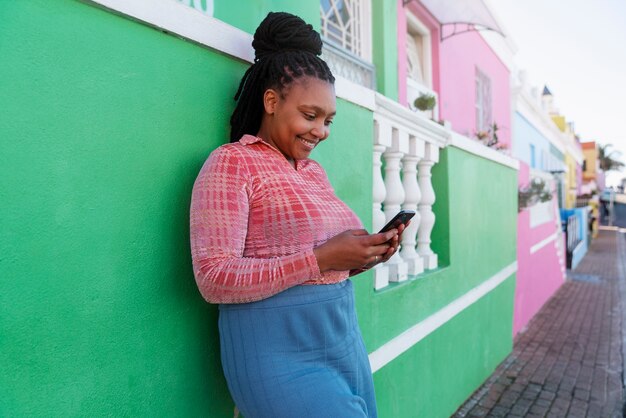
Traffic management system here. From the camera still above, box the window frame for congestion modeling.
[405,12,432,89]
[320,0,372,62]
[475,67,493,133]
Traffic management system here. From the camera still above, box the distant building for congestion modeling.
[581,141,606,195]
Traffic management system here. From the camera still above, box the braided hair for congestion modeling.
[229,12,336,142]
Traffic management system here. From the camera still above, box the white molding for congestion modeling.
[369,261,518,373]
[529,201,554,228]
[374,93,450,148]
[87,0,376,111]
[449,132,520,170]
[530,232,558,254]
[336,76,376,111]
[87,0,254,63]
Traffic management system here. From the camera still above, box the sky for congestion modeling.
[488,0,626,187]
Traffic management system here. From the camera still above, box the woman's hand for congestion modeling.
[379,222,407,263]
[313,227,401,273]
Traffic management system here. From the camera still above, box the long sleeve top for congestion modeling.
[190,135,363,304]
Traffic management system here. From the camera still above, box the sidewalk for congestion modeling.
[453,228,626,418]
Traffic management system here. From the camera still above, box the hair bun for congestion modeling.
[252,12,323,61]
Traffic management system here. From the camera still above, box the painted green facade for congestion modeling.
[2,1,517,417]
[372,0,399,100]
[366,147,517,418]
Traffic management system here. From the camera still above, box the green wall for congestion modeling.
[215,1,318,33]
[0,1,371,416]
[372,0,399,100]
[362,147,518,418]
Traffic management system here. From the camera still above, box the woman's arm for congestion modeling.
[190,148,322,304]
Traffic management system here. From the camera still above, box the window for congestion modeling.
[320,0,371,60]
[320,0,374,88]
[475,68,492,133]
[530,144,536,168]
[406,14,431,87]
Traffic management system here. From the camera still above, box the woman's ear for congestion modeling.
[263,89,279,115]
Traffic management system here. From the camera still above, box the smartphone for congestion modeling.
[378,210,415,233]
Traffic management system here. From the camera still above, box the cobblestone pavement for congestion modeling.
[453,229,626,418]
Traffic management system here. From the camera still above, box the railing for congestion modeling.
[372,93,449,290]
[322,38,376,89]
[575,197,591,208]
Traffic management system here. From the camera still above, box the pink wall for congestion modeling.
[438,30,511,147]
[514,163,565,335]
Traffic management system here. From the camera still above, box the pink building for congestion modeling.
[514,163,565,334]
[398,1,511,149]
[396,1,566,336]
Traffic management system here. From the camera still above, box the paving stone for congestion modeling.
[452,230,626,417]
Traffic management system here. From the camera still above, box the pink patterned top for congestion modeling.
[190,135,363,304]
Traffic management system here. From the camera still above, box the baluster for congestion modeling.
[372,119,391,290]
[401,136,424,276]
[383,128,409,282]
[417,143,439,269]
[372,143,389,290]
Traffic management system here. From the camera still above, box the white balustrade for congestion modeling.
[372,141,389,290]
[382,127,409,282]
[400,135,424,276]
[417,143,438,269]
[372,118,392,290]
[372,93,448,289]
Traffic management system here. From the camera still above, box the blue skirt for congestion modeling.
[218,280,377,418]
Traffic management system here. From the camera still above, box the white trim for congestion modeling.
[88,0,254,63]
[369,262,517,373]
[87,0,376,111]
[529,200,555,228]
[449,132,520,170]
[336,76,376,111]
[374,93,450,149]
[360,0,373,62]
[530,232,558,254]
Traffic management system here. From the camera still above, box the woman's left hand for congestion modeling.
[348,222,409,276]
[363,221,409,269]
[378,222,407,263]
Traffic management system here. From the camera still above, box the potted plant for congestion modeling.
[518,178,552,212]
[413,93,437,112]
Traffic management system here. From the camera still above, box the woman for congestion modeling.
[190,12,404,417]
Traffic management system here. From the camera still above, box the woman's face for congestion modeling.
[258,76,336,164]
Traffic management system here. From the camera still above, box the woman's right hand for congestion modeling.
[313,229,397,273]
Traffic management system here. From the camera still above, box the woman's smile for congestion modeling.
[296,135,319,150]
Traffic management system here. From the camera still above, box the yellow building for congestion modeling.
[564,153,578,209]
[582,141,599,185]
[550,115,583,209]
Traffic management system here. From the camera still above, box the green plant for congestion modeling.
[475,122,499,147]
[518,178,553,212]
[598,143,625,171]
[414,93,436,111]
